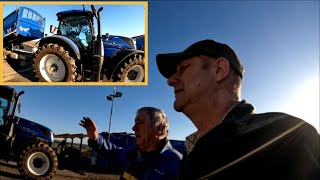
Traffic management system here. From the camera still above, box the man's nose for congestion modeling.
[167,72,179,86]
[132,124,137,131]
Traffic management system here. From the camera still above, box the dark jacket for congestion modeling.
[89,135,182,180]
[180,100,320,180]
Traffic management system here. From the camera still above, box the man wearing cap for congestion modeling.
[156,39,320,180]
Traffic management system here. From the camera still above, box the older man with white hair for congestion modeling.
[80,107,182,180]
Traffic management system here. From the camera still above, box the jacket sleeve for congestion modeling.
[88,134,121,156]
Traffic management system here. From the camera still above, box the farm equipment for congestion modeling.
[0,86,58,179]
[132,35,145,51]
[3,5,145,82]
[3,6,45,62]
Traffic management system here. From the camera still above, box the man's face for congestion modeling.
[132,111,157,151]
[167,56,216,113]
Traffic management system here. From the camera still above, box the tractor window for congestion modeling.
[58,16,92,49]
[0,98,9,126]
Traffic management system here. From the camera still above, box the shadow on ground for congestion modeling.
[0,161,22,179]
[5,58,38,82]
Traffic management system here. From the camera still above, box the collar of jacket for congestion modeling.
[137,140,174,162]
[222,100,255,127]
[201,100,255,140]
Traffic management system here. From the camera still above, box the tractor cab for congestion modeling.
[56,10,95,51]
[0,86,22,153]
[0,86,19,126]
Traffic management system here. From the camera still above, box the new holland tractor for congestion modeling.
[0,86,58,179]
[33,5,145,82]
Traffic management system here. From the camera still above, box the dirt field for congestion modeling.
[3,60,34,82]
[0,160,120,180]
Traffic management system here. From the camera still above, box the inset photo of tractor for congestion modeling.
[2,3,147,84]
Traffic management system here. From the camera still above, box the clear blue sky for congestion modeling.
[3,4,145,37]
[8,1,320,142]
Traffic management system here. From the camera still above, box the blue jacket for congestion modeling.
[89,135,183,180]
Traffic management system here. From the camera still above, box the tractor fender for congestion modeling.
[13,137,52,161]
[38,35,81,60]
[104,49,144,79]
[17,138,52,150]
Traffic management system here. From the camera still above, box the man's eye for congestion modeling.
[178,65,189,73]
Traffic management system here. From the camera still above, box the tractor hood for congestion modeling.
[102,35,136,49]
[102,35,136,58]
[15,116,54,144]
[57,10,93,21]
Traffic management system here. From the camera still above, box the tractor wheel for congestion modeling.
[113,54,145,82]
[33,43,77,82]
[17,143,58,180]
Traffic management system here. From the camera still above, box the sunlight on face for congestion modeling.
[283,78,319,133]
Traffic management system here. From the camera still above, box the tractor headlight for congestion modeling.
[39,126,54,143]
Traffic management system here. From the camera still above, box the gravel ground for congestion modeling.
[0,160,120,180]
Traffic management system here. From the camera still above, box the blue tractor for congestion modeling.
[0,86,58,179]
[33,5,145,82]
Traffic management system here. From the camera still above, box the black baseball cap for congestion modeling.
[156,39,244,79]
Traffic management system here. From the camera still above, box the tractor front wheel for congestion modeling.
[18,143,58,179]
[33,43,77,82]
[113,54,144,82]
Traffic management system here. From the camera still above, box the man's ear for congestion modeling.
[215,57,230,82]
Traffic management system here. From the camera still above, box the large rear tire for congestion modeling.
[33,43,77,82]
[18,143,58,179]
[113,54,144,82]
